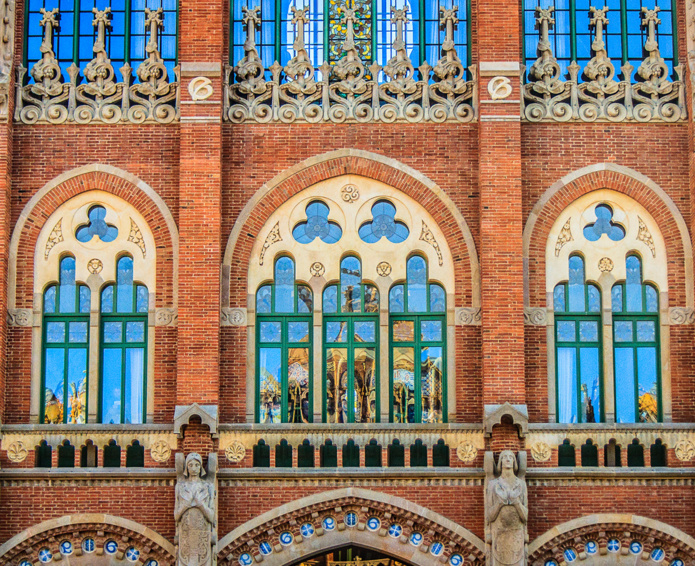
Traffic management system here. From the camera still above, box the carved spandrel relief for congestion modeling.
[485,451,528,566]
[45,218,64,259]
[128,217,147,257]
[554,218,572,257]
[419,220,443,266]
[175,452,218,566]
[637,215,656,257]
[259,221,282,266]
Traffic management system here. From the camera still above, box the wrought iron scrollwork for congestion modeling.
[15,6,178,125]
[224,3,476,124]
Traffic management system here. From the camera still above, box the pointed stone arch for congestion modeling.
[217,487,485,566]
[0,513,176,565]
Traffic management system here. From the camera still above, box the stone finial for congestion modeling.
[136,7,168,86]
[332,4,367,91]
[91,7,112,55]
[637,7,669,89]
[83,8,117,92]
[528,6,563,94]
[588,6,609,54]
[584,6,618,95]
[284,6,316,91]
[234,6,265,93]
[433,5,464,88]
[382,5,416,93]
[30,8,62,90]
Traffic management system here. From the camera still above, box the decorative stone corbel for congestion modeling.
[484,403,529,438]
[669,307,695,325]
[7,308,32,327]
[523,307,546,326]
[221,307,246,327]
[455,307,482,326]
[174,404,219,438]
[155,307,178,327]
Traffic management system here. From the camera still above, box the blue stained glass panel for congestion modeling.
[615,347,636,423]
[60,257,77,314]
[288,321,310,342]
[326,321,347,342]
[358,200,409,244]
[568,256,585,312]
[47,321,66,343]
[69,321,88,343]
[389,285,404,313]
[298,285,313,313]
[116,256,134,313]
[636,320,655,342]
[406,256,427,313]
[323,285,338,314]
[75,206,118,243]
[637,346,658,422]
[429,284,445,312]
[80,286,91,313]
[611,285,623,312]
[44,348,65,423]
[293,201,342,244]
[553,285,566,312]
[579,347,600,423]
[275,257,295,313]
[583,204,625,242]
[124,348,144,423]
[355,320,376,342]
[557,347,577,423]
[104,321,122,343]
[137,286,149,313]
[260,321,282,343]
[646,286,658,313]
[341,257,362,313]
[614,320,632,342]
[256,285,272,313]
[557,320,575,342]
[625,256,643,312]
[421,320,442,342]
[101,349,122,424]
[101,286,114,313]
[588,285,601,312]
[44,286,57,313]
[126,321,145,342]
[579,320,598,342]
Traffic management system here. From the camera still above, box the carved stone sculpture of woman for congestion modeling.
[484,450,528,566]
[175,452,218,566]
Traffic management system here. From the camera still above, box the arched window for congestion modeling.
[612,255,660,423]
[100,255,149,424]
[553,255,602,424]
[389,255,446,423]
[323,256,379,423]
[256,256,313,423]
[42,256,91,424]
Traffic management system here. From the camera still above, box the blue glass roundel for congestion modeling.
[345,512,358,528]
[651,548,665,562]
[450,554,464,566]
[105,540,119,555]
[366,517,381,531]
[145,561,159,566]
[585,541,598,555]
[293,201,342,244]
[431,542,444,556]
[323,517,336,531]
[126,547,140,562]
[607,539,621,553]
[583,204,625,242]
[239,553,253,566]
[60,541,73,555]
[563,548,577,562]
[76,205,119,243]
[38,549,53,563]
[410,532,424,546]
[259,541,273,555]
[671,559,684,566]
[21,561,32,566]
[301,523,315,537]
[544,561,558,566]
[82,538,96,553]
[630,542,643,555]
[388,524,403,538]
[279,531,294,546]
[359,200,409,244]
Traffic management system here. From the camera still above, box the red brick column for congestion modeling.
[176,1,225,406]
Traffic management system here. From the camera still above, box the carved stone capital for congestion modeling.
[155,307,178,327]
[221,307,246,327]
[524,307,547,326]
[669,307,695,325]
[7,308,33,327]
[456,307,481,326]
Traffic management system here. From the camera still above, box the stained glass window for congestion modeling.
[389,255,446,423]
[24,0,178,84]
[42,256,90,424]
[75,205,119,243]
[612,255,660,423]
[522,0,677,82]
[553,255,602,424]
[358,200,409,244]
[583,204,625,242]
[293,200,343,244]
[100,255,148,424]
[230,0,469,73]
[256,256,313,423]
[323,256,379,423]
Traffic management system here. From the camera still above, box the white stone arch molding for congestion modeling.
[8,163,180,310]
[221,148,481,309]
[217,487,486,566]
[522,162,694,309]
[0,513,176,566]
[30,190,159,424]
[528,514,695,566]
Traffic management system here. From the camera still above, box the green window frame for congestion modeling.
[389,255,446,424]
[611,254,660,423]
[323,255,379,423]
[41,255,91,424]
[256,256,313,424]
[553,254,603,424]
[99,255,149,424]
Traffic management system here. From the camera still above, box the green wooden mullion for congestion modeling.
[229,0,235,64]
[670,0,678,66]
[620,0,628,65]
[569,0,577,63]
[22,0,30,68]
[73,0,81,66]
[370,0,376,66]
[466,0,471,67]
[323,0,329,63]
[124,0,132,63]
[418,0,425,65]
[274,0,282,64]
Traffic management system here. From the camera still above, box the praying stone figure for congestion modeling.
[484,450,528,566]
[175,452,218,566]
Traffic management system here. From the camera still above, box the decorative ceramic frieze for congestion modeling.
[221,307,246,327]
[456,307,482,326]
[523,6,685,123]
[669,307,695,325]
[15,7,179,125]
[524,307,546,326]
[7,308,32,327]
[224,4,476,124]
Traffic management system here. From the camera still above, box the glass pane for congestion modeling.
[407,256,427,312]
[646,286,658,313]
[76,205,118,242]
[579,321,598,342]
[557,347,578,423]
[126,321,146,343]
[287,348,310,423]
[588,285,600,313]
[288,321,310,343]
[66,348,87,424]
[625,256,643,312]
[354,347,376,423]
[636,320,656,342]
[124,348,144,424]
[389,285,404,313]
[298,285,313,313]
[393,320,415,342]
[583,204,625,241]
[259,321,281,343]
[355,321,376,342]
[326,348,348,423]
[104,321,122,343]
[44,286,57,314]
[428,284,445,312]
[579,347,600,423]
[44,348,65,424]
[615,348,636,423]
[136,286,149,313]
[553,285,565,312]
[80,286,91,313]
[393,347,415,423]
[323,286,338,314]
[116,256,134,313]
[68,321,88,343]
[557,320,575,342]
[274,257,295,313]
[101,349,122,424]
[341,256,362,313]
[567,256,585,312]
[364,285,379,313]
[358,200,409,244]
[421,320,443,342]
[47,321,66,343]
[259,348,282,424]
[256,285,272,314]
[614,320,633,342]
[421,346,443,423]
[101,286,114,313]
[293,200,343,244]
[611,285,623,312]
[326,321,347,343]
[637,347,658,423]
[59,257,77,314]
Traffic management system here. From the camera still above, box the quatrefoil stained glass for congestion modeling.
[76,205,118,243]
[583,204,625,242]
[358,200,409,243]
[293,201,343,244]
